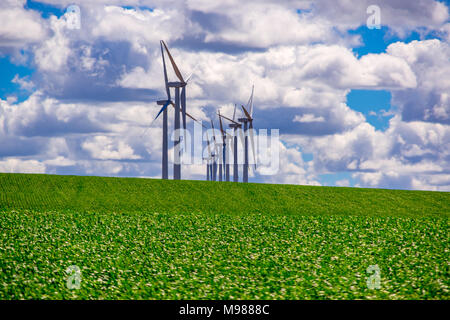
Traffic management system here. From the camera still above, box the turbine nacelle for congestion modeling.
[168,82,186,88]
[157,100,171,105]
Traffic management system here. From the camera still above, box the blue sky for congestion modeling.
[0,56,34,102]
[25,0,65,18]
[0,0,449,191]
[343,25,443,136]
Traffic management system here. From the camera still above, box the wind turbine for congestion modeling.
[161,40,190,180]
[219,105,242,182]
[153,40,172,179]
[238,86,257,183]
[205,129,213,181]
[151,40,196,180]
[217,110,232,182]
[210,119,221,181]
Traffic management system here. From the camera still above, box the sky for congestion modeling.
[0,0,449,191]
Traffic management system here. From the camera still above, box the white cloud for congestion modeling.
[90,5,190,54]
[80,159,124,175]
[387,40,450,90]
[440,23,450,43]
[284,113,450,190]
[293,114,325,123]
[312,0,449,36]
[259,140,321,185]
[34,16,71,72]
[336,179,350,187]
[118,66,154,89]
[117,43,418,113]
[12,74,34,91]
[0,1,48,48]
[386,39,450,124]
[44,156,76,167]
[82,135,141,160]
[293,45,417,89]
[0,158,46,173]
[201,3,335,47]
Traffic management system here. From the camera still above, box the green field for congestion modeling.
[0,173,448,299]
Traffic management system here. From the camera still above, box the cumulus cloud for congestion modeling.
[11,74,35,91]
[293,114,325,123]
[284,113,450,190]
[82,135,141,160]
[0,93,106,137]
[289,45,417,89]
[199,3,335,48]
[44,156,76,167]
[387,39,450,124]
[91,6,188,51]
[0,158,46,173]
[311,0,449,36]
[34,16,71,72]
[259,139,320,186]
[0,0,48,50]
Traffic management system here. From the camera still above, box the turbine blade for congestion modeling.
[160,41,170,100]
[232,103,237,121]
[181,86,187,151]
[238,126,245,152]
[173,103,203,126]
[218,110,225,137]
[185,73,193,83]
[154,100,170,121]
[219,113,239,125]
[250,85,254,117]
[246,85,254,116]
[169,101,188,119]
[162,40,184,83]
[210,119,220,157]
[218,112,233,139]
[170,101,202,128]
[241,105,252,120]
[141,100,169,137]
[249,120,257,170]
[210,119,217,146]
[205,129,213,156]
[185,111,197,121]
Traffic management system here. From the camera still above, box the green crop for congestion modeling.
[0,173,448,299]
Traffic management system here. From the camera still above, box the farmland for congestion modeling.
[0,173,449,299]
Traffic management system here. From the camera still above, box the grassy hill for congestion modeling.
[0,173,448,299]
[0,173,448,216]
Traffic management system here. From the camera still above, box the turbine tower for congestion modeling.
[161,41,190,180]
[214,119,223,182]
[205,129,213,181]
[219,106,242,182]
[210,119,220,181]
[218,110,232,182]
[239,86,257,183]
